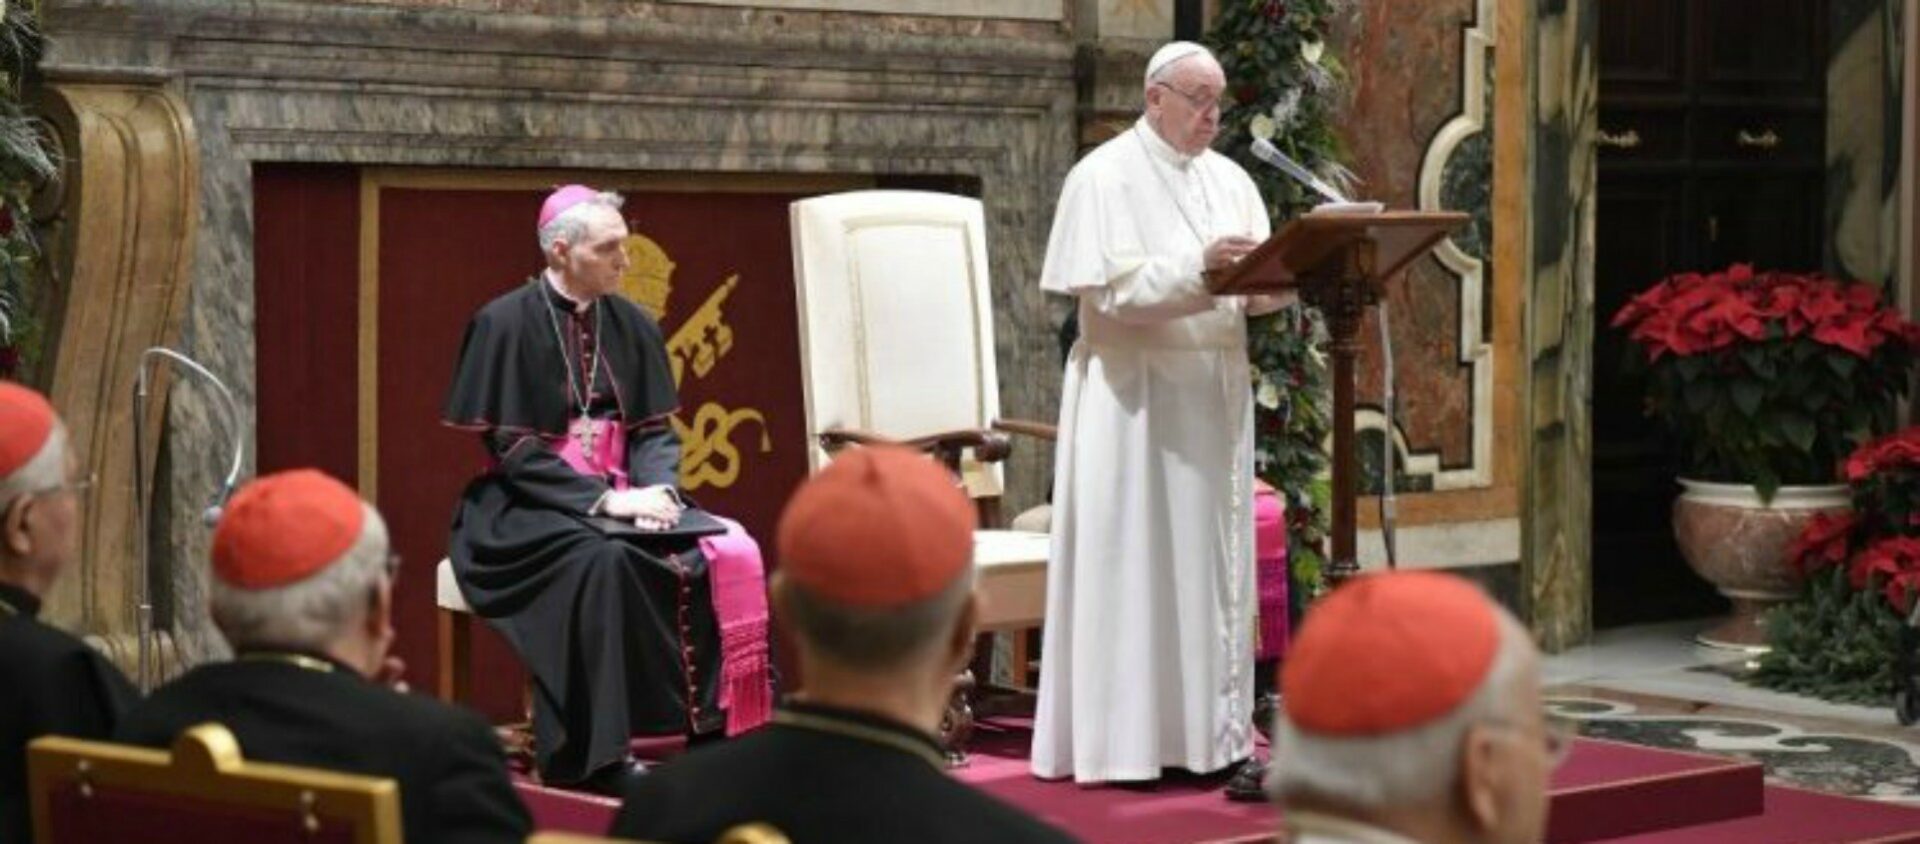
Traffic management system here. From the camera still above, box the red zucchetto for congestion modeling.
[0,381,56,480]
[1281,570,1502,735]
[538,184,601,230]
[212,469,367,590]
[776,446,976,608]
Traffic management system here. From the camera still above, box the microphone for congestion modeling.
[1249,137,1351,204]
[131,347,247,689]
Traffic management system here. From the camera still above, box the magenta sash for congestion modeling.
[1254,485,1290,661]
[700,517,772,736]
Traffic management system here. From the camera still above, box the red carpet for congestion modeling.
[512,719,1920,843]
[952,719,1274,844]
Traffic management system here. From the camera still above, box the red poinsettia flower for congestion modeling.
[1845,428,1920,481]
[1814,312,1884,357]
[1849,536,1920,592]
[1796,285,1849,327]
[1611,264,1918,496]
[1885,569,1920,615]
[1784,511,1857,577]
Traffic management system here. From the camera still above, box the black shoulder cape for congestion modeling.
[442,278,678,434]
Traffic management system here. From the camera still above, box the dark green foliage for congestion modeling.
[1205,0,1347,602]
[0,0,47,381]
[1751,565,1904,705]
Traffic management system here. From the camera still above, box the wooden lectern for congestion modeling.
[1209,210,1468,587]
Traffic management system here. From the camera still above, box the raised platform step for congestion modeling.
[1548,738,1764,842]
[1593,784,1920,843]
[509,722,1920,844]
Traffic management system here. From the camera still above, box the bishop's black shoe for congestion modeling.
[567,755,650,798]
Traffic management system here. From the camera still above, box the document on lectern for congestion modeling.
[1204,209,1468,296]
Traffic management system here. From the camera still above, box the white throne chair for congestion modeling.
[789,190,1053,761]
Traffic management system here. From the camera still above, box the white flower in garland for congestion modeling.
[1269,88,1303,131]
[1256,374,1282,410]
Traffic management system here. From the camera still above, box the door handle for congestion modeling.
[1596,128,1642,149]
[1736,128,1781,150]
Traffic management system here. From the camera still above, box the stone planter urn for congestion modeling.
[1673,479,1850,650]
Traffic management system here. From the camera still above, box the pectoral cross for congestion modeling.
[569,415,600,454]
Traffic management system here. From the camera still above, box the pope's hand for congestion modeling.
[1204,235,1262,271]
[603,485,683,531]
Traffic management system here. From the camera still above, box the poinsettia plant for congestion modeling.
[1610,264,1920,500]
[1752,427,1920,703]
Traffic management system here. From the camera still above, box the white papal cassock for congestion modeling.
[1031,117,1275,783]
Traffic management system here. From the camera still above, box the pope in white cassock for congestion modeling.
[1031,40,1293,785]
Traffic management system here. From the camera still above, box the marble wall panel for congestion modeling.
[1331,1,1476,470]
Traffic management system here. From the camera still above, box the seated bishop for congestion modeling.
[441,184,772,795]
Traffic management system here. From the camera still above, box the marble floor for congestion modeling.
[1545,618,1920,801]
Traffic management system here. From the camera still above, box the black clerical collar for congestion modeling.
[0,581,41,619]
[234,648,356,676]
[773,701,947,769]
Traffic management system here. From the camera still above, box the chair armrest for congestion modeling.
[818,426,1013,466]
[816,427,900,452]
[991,418,1058,442]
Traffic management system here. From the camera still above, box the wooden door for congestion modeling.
[1593,0,1827,628]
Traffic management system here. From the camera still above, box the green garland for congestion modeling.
[1206,0,1348,605]
[1751,565,1903,705]
[0,0,50,382]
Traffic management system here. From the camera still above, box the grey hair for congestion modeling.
[0,423,67,515]
[780,565,977,672]
[537,191,627,255]
[1269,611,1534,809]
[210,503,389,652]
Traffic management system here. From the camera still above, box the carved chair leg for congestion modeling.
[939,668,977,767]
[437,609,472,704]
[1009,631,1033,690]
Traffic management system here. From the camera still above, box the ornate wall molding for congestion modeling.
[32,78,199,654]
[1412,0,1497,491]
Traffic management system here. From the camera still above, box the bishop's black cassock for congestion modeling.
[610,702,1080,844]
[443,277,724,785]
[0,582,138,843]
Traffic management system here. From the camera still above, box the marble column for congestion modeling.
[1522,0,1598,651]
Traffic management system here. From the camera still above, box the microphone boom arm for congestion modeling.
[132,347,246,691]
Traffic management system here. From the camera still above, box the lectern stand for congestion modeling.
[1210,210,1468,587]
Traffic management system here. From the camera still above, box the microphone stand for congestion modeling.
[132,347,245,692]
[1244,139,1400,567]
